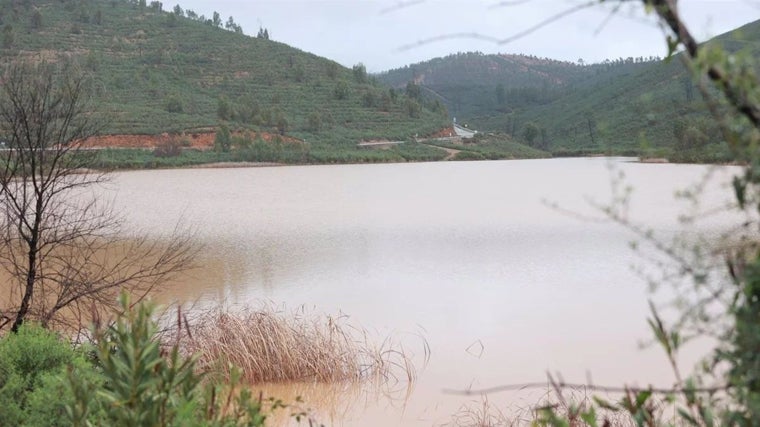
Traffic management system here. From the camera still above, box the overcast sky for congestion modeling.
[170,1,760,72]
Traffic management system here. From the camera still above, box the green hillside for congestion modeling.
[2,0,450,163]
[377,52,660,120]
[493,31,757,160]
[545,19,760,161]
[489,58,694,157]
[379,20,760,162]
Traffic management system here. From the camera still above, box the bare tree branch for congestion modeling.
[0,59,196,334]
[443,380,729,396]
[397,1,597,51]
[647,0,760,128]
[379,0,425,15]
[490,0,532,8]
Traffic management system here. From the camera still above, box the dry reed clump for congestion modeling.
[168,305,420,385]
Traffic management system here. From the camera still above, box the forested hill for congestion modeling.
[376,52,660,120]
[494,18,760,160]
[2,0,449,147]
[378,19,760,162]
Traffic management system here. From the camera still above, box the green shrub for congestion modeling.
[214,124,232,152]
[306,111,322,132]
[0,298,309,426]
[451,151,485,161]
[154,138,183,157]
[0,325,101,427]
[232,133,253,149]
[86,297,202,426]
[0,326,72,379]
[67,294,289,427]
[405,99,421,118]
[334,81,349,100]
[165,95,184,113]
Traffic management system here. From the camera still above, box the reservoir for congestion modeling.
[108,157,741,425]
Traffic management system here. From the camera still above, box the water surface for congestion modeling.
[109,158,740,425]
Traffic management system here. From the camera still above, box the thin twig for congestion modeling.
[379,0,425,15]
[397,1,597,51]
[443,381,730,396]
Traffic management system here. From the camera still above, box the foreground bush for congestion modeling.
[0,294,417,426]
[0,295,319,426]
[67,294,288,427]
[0,325,100,427]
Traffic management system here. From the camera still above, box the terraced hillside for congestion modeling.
[3,0,449,154]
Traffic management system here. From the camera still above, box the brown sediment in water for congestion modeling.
[0,235,197,336]
[0,235,420,425]
[247,382,367,426]
[99,161,734,426]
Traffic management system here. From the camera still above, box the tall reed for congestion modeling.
[166,305,421,385]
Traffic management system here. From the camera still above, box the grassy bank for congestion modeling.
[89,139,523,170]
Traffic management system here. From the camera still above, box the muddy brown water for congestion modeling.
[103,158,743,426]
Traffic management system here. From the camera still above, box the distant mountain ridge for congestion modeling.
[377,51,660,118]
[380,53,585,87]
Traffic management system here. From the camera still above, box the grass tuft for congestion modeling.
[166,305,420,385]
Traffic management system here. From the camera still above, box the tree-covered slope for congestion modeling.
[377,51,660,120]
[472,20,760,160]
[378,19,760,161]
[3,0,449,147]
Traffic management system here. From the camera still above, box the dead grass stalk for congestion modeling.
[166,304,421,385]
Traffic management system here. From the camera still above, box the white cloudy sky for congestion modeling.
[171,1,760,72]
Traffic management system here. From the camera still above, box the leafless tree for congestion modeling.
[0,59,195,334]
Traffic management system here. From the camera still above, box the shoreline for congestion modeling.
[96,156,683,172]
[187,161,285,169]
[86,152,746,172]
